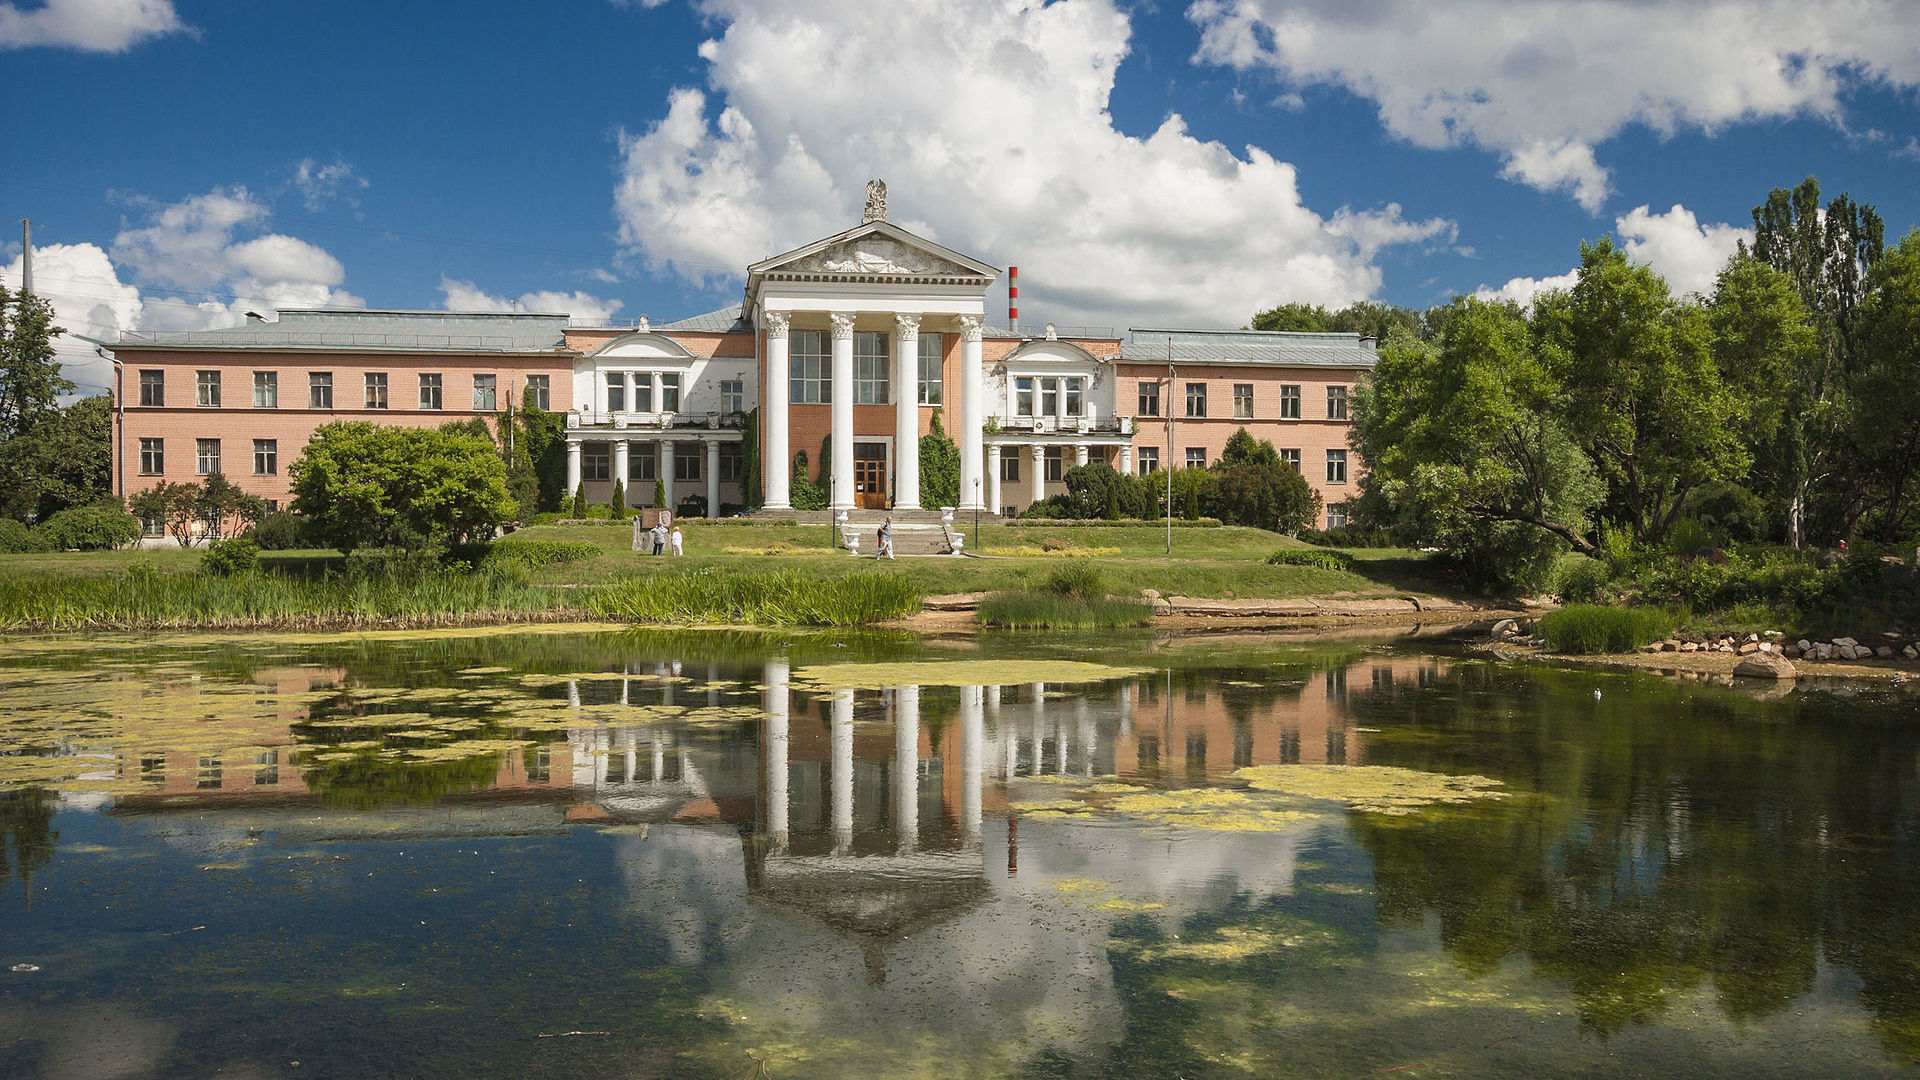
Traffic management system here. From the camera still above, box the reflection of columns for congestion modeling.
[1077,700,1096,776]
[894,684,920,853]
[1074,443,1089,468]
[652,738,666,783]
[894,314,922,510]
[763,310,792,509]
[765,659,790,853]
[831,690,854,855]
[1030,444,1045,507]
[1120,683,1133,738]
[593,730,608,787]
[1119,446,1133,475]
[625,735,638,785]
[566,441,582,495]
[566,679,581,709]
[958,315,984,510]
[612,440,629,496]
[1030,681,1046,775]
[830,312,856,511]
[661,440,677,510]
[706,440,720,516]
[961,686,984,842]
[985,445,1001,515]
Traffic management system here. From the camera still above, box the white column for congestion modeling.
[1074,444,1089,468]
[765,660,790,853]
[1030,444,1045,507]
[985,445,1001,515]
[566,440,582,497]
[958,314,985,510]
[961,686,983,843]
[706,440,720,516]
[661,441,676,511]
[893,313,922,510]
[894,684,919,853]
[762,311,792,509]
[831,689,855,855]
[830,312,856,511]
[612,441,629,501]
[1119,446,1133,474]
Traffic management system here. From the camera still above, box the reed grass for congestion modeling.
[975,590,1155,630]
[1536,604,1679,654]
[587,568,922,627]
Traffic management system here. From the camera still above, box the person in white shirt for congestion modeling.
[669,526,684,556]
[877,516,895,560]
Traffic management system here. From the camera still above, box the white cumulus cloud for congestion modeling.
[439,276,625,325]
[0,0,184,52]
[290,157,370,212]
[1188,0,1920,210]
[2,242,143,394]
[1474,203,1752,306]
[613,0,1453,329]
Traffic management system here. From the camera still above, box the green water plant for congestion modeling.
[1536,604,1678,654]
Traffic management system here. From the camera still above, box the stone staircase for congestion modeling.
[750,507,999,555]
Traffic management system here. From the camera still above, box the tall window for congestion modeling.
[1327,385,1349,420]
[1136,446,1158,474]
[1233,383,1254,419]
[309,372,333,409]
[524,374,550,410]
[1064,377,1084,417]
[627,444,656,481]
[632,373,653,413]
[1327,505,1349,529]
[1039,377,1058,418]
[1015,377,1034,417]
[720,379,744,414]
[853,331,889,404]
[1186,447,1208,469]
[419,374,443,409]
[196,439,220,476]
[674,444,701,482]
[1185,382,1207,418]
[605,372,626,413]
[1000,451,1020,482]
[139,438,164,475]
[791,330,829,403]
[473,374,497,411]
[582,444,609,481]
[1138,380,1159,416]
[1279,384,1301,419]
[365,372,388,409]
[252,371,276,408]
[1326,449,1347,483]
[196,370,221,407]
[139,369,164,407]
[1044,446,1064,482]
[660,373,681,413]
[917,333,943,404]
[1279,448,1301,471]
[720,444,743,482]
[253,439,278,476]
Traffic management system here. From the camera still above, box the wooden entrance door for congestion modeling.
[853,443,888,509]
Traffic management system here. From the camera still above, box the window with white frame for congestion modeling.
[196,370,221,407]
[1233,383,1254,419]
[853,331,889,404]
[1327,385,1348,420]
[252,371,276,408]
[524,374,549,410]
[605,372,627,413]
[196,438,220,476]
[1279,448,1301,471]
[632,373,653,413]
[582,444,609,481]
[720,379,744,414]
[720,443,743,481]
[364,372,388,409]
[1039,377,1058,418]
[1185,382,1206,418]
[674,444,701,482]
[1014,377,1034,417]
[1327,505,1349,529]
[253,439,277,476]
[1138,380,1159,416]
[419,374,443,409]
[1136,446,1158,474]
[1064,377,1084,417]
[308,372,332,409]
[660,373,680,413]
[627,444,657,482]
[918,333,942,404]
[1044,446,1064,482]
[139,438,164,475]
[1326,449,1347,483]
[1000,451,1020,482]
[1186,447,1208,469]
[139,370,164,407]
[791,330,829,404]
[1279,384,1301,419]
[473,374,497,411]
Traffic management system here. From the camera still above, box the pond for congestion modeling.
[2,625,1919,1079]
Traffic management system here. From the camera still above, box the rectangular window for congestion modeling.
[253,439,277,476]
[853,331,889,404]
[1186,447,1208,470]
[582,444,609,481]
[1280,384,1301,419]
[627,444,656,482]
[720,379,744,414]
[139,369,164,407]
[1185,382,1206,418]
[195,438,220,476]
[1279,448,1302,471]
[918,333,943,404]
[364,372,388,409]
[720,443,743,482]
[252,371,277,408]
[1039,377,1059,418]
[1015,377,1034,417]
[674,444,701,482]
[1326,448,1348,483]
[473,374,497,411]
[1233,383,1254,419]
[1064,377,1084,417]
[139,437,164,475]
[660,373,680,413]
[791,330,829,404]
[308,372,332,409]
[1138,380,1160,417]
[524,374,550,410]
[1044,447,1064,482]
[196,370,221,408]
[1327,385,1349,420]
[419,374,443,409]
[632,373,654,413]
[1001,451,1020,482]
[1136,446,1158,474]
[139,514,164,538]
[606,372,626,413]
[1327,505,1349,529]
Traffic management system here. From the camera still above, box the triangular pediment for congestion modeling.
[749,221,999,281]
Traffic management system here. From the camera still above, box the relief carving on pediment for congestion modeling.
[787,238,967,276]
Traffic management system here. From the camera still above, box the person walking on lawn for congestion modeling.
[877,516,895,560]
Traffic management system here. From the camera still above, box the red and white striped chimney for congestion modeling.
[1008,265,1019,327]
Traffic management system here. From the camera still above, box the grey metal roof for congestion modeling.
[1121,327,1377,368]
[659,303,753,333]
[116,309,572,353]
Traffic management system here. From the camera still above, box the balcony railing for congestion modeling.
[991,415,1133,436]
[568,410,744,431]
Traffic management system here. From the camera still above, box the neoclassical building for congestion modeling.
[109,185,1376,526]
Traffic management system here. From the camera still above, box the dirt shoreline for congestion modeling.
[1481,641,1920,683]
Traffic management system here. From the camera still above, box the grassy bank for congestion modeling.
[587,568,921,627]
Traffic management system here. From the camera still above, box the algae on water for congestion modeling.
[793,659,1146,691]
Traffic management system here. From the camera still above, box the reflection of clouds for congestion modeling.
[610,825,750,968]
[1003,816,1312,919]
[0,1002,176,1080]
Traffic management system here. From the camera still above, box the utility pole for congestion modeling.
[1165,338,1173,556]
[20,219,33,295]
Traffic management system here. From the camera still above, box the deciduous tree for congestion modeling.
[288,422,516,552]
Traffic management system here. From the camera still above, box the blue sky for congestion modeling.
[3,0,1917,392]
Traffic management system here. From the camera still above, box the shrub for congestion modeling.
[580,503,613,520]
[34,501,140,551]
[529,512,564,526]
[249,511,313,551]
[1300,525,1395,548]
[1043,561,1104,601]
[1265,548,1357,572]
[609,479,627,520]
[677,494,708,519]
[0,518,46,553]
[977,591,1154,629]
[1554,555,1612,604]
[1536,605,1678,654]
[589,568,921,626]
[201,537,260,576]
[481,540,600,569]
